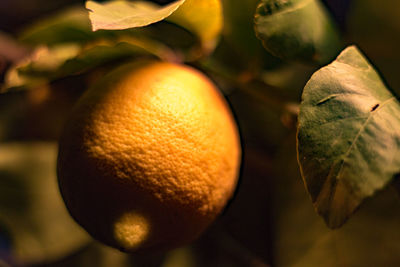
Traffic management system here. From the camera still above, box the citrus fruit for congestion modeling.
[57,60,241,252]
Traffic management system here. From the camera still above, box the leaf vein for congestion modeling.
[314,97,396,218]
[336,96,396,181]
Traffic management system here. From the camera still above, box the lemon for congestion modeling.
[57,60,241,252]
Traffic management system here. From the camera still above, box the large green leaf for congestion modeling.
[297,45,400,228]
[254,0,343,65]
[0,142,90,264]
[85,0,185,31]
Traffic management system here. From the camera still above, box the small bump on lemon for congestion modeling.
[113,212,150,250]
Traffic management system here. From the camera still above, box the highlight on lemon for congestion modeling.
[57,60,242,252]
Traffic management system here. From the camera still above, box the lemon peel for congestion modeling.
[57,60,241,252]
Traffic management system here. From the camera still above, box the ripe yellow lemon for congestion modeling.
[57,60,241,252]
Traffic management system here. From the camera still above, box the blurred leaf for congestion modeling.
[40,241,135,267]
[17,2,202,59]
[297,46,400,228]
[221,0,258,54]
[167,0,223,54]
[55,37,174,71]
[4,2,215,92]
[260,62,317,99]
[3,44,81,90]
[85,0,185,31]
[273,137,400,267]
[221,0,279,71]
[0,142,90,264]
[3,37,173,92]
[19,6,97,46]
[85,0,222,58]
[18,2,193,52]
[254,0,343,65]
[24,44,82,72]
[161,247,196,267]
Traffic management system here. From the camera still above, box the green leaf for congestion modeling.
[167,0,223,54]
[56,37,174,73]
[19,6,96,46]
[297,45,400,228]
[85,0,185,31]
[254,0,343,65]
[0,142,90,264]
[274,138,400,266]
[220,0,280,71]
[16,44,81,75]
[2,37,173,92]
[3,44,81,90]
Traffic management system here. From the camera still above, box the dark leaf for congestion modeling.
[254,0,343,65]
[221,0,280,71]
[19,6,97,46]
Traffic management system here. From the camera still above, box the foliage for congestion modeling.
[254,0,343,65]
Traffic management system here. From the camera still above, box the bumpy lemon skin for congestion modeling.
[57,60,241,252]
